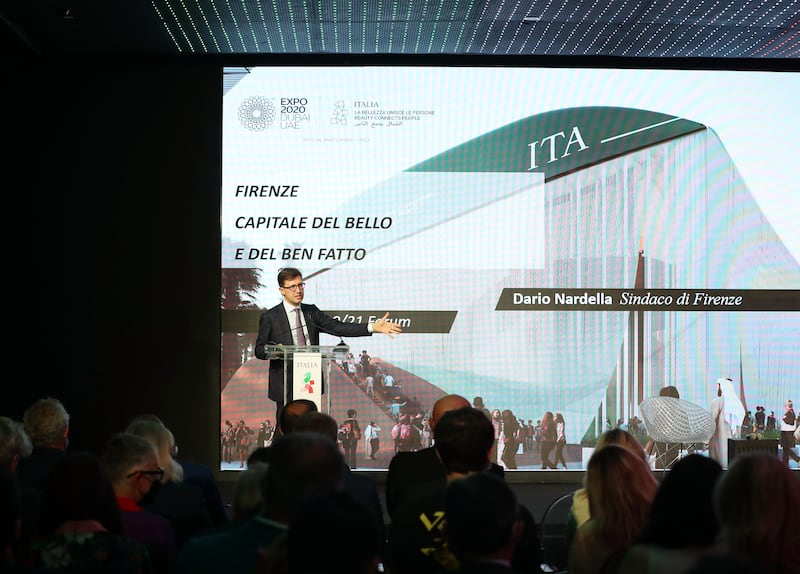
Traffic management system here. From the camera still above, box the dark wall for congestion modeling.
[6,54,222,468]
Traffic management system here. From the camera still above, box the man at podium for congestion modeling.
[254,267,402,422]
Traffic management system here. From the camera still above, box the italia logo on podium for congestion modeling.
[303,372,315,394]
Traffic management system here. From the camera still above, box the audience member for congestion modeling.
[0,464,22,573]
[291,411,386,557]
[0,417,40,552]
[711,453,800,573]
[17,397,70,491]
[258,491,383,574]
[388,406,540,574]
[27,452,153,573]
[243,400,320,469]
[617,454,723,574]
[385,394,504,517]
[231,462,269,523]
[278,399,318,436]
[102,432,177,574]
[128,413,227,525]
[568,444,658,574]
[125,417,212,547]
[175,432,345,574]
[566,428,648,550]
[445,472,525,574]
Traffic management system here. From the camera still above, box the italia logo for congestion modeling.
[303,372,315,394]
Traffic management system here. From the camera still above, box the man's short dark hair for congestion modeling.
[279,399,318,434]
[446,472,518,557]
[277,267,302,287]
[433,407,494,474]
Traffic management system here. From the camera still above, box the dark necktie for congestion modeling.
[295,308,307,345]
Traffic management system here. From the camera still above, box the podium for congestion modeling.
[264,343,350,412]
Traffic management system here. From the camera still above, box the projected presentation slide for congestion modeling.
[219,66,799,470]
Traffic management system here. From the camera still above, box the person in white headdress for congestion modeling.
[708,377,746,468]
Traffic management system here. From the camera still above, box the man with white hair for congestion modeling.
[17,397,70,490]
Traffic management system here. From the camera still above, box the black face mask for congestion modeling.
[138,479,163,507]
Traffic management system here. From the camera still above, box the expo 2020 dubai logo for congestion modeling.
[238,96,275,131]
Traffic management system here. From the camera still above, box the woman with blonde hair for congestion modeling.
[568,444,658,574]
[565,428,648,551]
[125,417,211,548]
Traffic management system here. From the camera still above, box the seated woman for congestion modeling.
[566,428,649,552]
[25,452,152,573]
[568,444,658,574]
[125,418,212,548]
[709,452,800,572]
[616,454,723,574]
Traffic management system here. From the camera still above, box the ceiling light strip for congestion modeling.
[531,0,570,54]
[253,0,275,52]
[412,1,430,53]
[151,1,184,52]
[653,0,708,57]
[374,0,384,53]
[450,0,475,53]
[237,1,262,52]
[488,0,515,54]
[386,0,399,52]
[719,1,792,57]
[162,0,197,51]
[632,0,680,57]
[177,0,209,52]
[204,0,235,51]
[400,0,412,52]
[465,0,492,52]
[753,15,800,57]
[361,0,368,52]
[317,0,328,52]
[595,0,643,55]
[548,0,585,55]
[550,2,583,54]
[222,0,248,51]
[269,0,288,52]
[675,1,730,57]
[301,1,314,53]
[191,0,221,52]
[428,0,446,53]
[580,0,630,55]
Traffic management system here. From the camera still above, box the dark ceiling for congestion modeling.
[3,0,800,61]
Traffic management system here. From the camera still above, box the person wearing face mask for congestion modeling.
[102,432,177,574]
[124,417,213,549]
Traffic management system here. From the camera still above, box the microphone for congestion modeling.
[305,311,349,357]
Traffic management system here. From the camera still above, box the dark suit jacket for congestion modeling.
[16,447,66,491]
[178,459,228,525]
[344,468,387,558]
[142,481,213,549]
[254,302,372,402]
[385,446,504,516]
